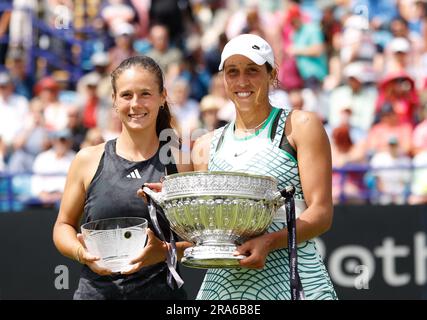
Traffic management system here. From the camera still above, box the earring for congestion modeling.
[160,105,165,110]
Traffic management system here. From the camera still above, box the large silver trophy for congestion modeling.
[143,171,287,268]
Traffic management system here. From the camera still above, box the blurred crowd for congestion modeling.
[1,0,427,208]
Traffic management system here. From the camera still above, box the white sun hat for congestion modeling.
[218,33,275,71]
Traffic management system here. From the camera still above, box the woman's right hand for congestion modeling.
[76,233,113,276]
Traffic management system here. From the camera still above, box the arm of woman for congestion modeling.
[237,110,333,269]
[128,143,200,273]
[191,131,213,171]
[53,145,112,275]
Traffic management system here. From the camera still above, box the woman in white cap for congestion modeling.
[192,33,337,300]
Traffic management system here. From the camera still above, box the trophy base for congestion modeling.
[181,245,246,269]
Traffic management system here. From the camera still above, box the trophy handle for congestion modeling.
[279,185,295,199]
[142,186,164,206]
[271,186,295,204]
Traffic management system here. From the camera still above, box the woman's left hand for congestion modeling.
[120,228,167,275]
[137,182,163,203]
[234,234,273,270]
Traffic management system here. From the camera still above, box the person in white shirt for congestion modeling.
[370,136,412,204]
[31,129,76,205]
[0,71,29,151]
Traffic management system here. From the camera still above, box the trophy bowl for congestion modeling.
[143,171,285,269]
[81,217,148,273]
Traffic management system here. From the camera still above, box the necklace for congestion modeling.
[237,116,269,133]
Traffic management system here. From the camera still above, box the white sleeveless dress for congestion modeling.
[196,107,337,300]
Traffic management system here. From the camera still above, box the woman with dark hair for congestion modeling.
[53,55,192,300]
[191,34,336,300]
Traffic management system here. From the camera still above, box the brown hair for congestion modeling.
[110,55,174,137]
[332,125,353,153]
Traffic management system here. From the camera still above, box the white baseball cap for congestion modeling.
[343,62,376,83]
[390,37,410,53]
[112,22,135,38]
[91,51,110,66]
[218,33,275,71]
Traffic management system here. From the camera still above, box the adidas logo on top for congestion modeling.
[126,169,142,179]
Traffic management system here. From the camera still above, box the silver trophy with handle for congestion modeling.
[143,171,293,269]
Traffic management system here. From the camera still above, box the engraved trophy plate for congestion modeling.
[143,171,285,268]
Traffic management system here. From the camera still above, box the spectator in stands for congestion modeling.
[375,72,420,126]
[193,1,229,55]
[283,3,329,120]
[0,71,29,155]
[169,77,200,150]
[180,36,211,101]
[77,51,112,99]
[390,16,412,40]
[6,48,34,100]
[241,6,266,38]
[386,15,425,80]
[52,70,81,106]
[366,0,399,29]
[199,94,227,132]
[39,0,73,72]
[339,14,377,68]
[129,0,150,38]
[32,76,69,132]
[366,103,413,156]
[79,73,110,130]
[208,72,233,123]
[108,22,137,71]
[7,102,50,173]
[101,108,122,142]
[65,105,87,153]
[204,32,228,76]
[101,0,136,37]
[328,62,378,134]
[320,5,342,63]
[383,37,424,89]
[146,24,183,74]
[327,107,368,146]
[8,0,37,55]
[325,11,377,92]
[287,89,305,111]
[386,37,414,73]
[79,127,104,149]
[31,128,76,206]
[330,111,367,204]
[148,0,195,47]
[277,3,307,93]
[286,3,328,91]
[370,136,412,204]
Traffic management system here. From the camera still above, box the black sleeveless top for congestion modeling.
[80,139,177,285]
